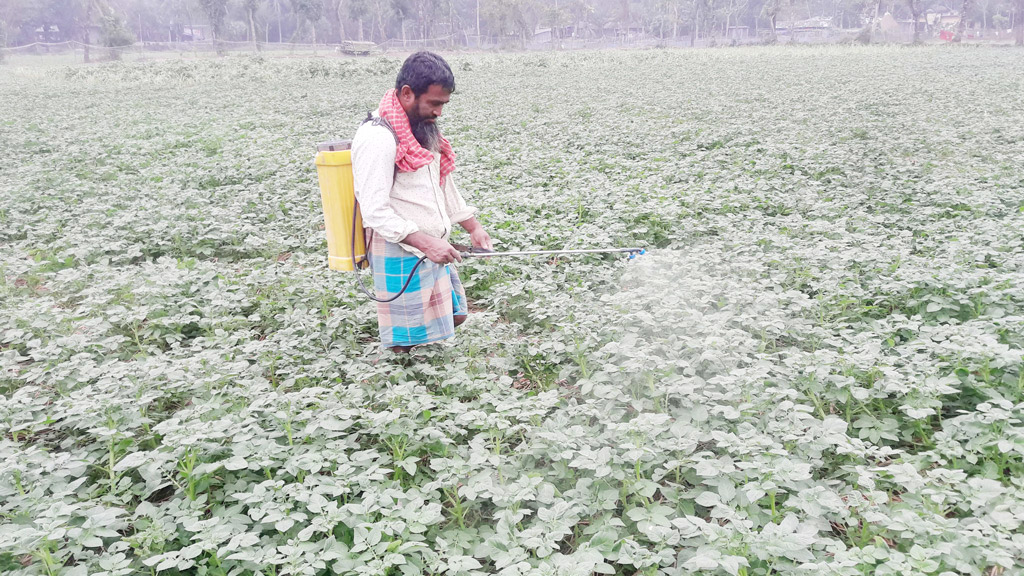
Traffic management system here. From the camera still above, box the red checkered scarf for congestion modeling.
[377,88,456,187]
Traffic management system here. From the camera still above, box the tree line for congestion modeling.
[1,0,1022,51]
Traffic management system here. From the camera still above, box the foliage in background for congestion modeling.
[289,0,325,43]
[2,0,1023,47]
[198,0,230,39]
[0,18,7,63]
[100,14,135,46]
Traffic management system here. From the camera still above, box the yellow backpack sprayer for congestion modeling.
[314,141,367,272]
[314,139,646,301]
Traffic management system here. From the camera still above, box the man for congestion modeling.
[352,51,492,353]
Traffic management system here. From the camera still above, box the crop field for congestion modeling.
[2,46,1024,575]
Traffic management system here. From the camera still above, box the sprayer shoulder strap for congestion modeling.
[362,111,400,182]
[362,112,400,146]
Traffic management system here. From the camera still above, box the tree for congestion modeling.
[857,0,883,43]
[270,0,284,40]
[329,0,346,41]
[0,0,24,62]
[409,0,443,41]
[391,0,411,43]
[40,0,123,62]
[369,0,391,41]
[952,0,971,41]
[906,0,923,42]
[689,0,701,45]
[198,0,228,40]
[244,0,261,45]
[108,0,165,43]
[348,0,391,41]
[347,0,367,39]
[542,2,569,40]
[181,0,197,42]
[481,0,535,46]
[290,0,324,43]
[1018,0,1023,45]
[567,0,594,38]
[100,11,135,48]
[719,0,749,38]
[761,0,783,41]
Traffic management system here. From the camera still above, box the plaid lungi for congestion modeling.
[368,232,468,348]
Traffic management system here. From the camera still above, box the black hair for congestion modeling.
[395,51,455,96]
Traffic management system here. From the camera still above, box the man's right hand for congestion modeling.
[403,232,463,264]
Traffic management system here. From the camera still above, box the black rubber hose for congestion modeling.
[350,199,427,303]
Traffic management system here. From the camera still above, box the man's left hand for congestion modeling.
[470,227,492,251]
[460,216,493,251]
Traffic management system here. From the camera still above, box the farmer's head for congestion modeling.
[396,51,455,151]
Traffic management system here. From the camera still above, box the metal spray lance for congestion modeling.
[314,140,647,301]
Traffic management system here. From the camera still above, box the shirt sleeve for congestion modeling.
[442,172,478,225]
[351,125,420,244]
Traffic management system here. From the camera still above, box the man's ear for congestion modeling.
[398,85,415,105]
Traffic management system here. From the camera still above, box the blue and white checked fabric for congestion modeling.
[368,232,468,348]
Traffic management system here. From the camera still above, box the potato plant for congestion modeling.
[1,46,1023,575]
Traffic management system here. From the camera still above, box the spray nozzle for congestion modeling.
[627,248,647,261]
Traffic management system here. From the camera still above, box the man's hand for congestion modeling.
[460,217,493,251]
[470,227,492,251]
[403,232,462,264]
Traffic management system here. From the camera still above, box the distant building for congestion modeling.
[896,17,925,36]
[33,24,104,44]
[534,27,554,43]
[34,26,62,43]
[600,21,644,39]
[726,26,750,40]
[180,25,209,42]
[534,24,592,42]
[789,17,834,40]
[926,8,961,28]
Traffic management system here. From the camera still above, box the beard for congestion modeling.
[410,118,440,152]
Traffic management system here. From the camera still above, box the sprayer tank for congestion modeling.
[315,140,367,271]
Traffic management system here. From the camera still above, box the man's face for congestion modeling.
[400,84,451,151]
[405,84,451,125]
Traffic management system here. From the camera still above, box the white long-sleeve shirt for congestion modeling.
[351,114,476,256]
